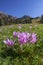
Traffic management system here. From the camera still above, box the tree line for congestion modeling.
[0,14,43,26]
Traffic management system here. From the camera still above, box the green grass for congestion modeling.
[0,24,43,65]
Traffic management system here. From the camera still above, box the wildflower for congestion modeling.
[18,24,22,29]
[13,32,17,38]
[29,26,32,29]
[26,33,31,41]
[3,39,14,46]
[30,33,37,43]
[18,32,28,44]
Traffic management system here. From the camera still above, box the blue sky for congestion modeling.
[0,0,43,17]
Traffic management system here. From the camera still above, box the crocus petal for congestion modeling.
[3,39,14,46]
[13,32,17,37]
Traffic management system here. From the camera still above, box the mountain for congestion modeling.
[0,12,17,26]
[0,12,17,19]
[16,15,32,24]
[0,12,43,26]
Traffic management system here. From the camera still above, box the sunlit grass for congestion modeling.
[0,24,43,65]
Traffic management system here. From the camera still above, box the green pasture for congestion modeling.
[0,24,43,65]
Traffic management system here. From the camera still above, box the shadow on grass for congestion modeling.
[1,48,33,59]
[1,48,39,65]
[1,48,18,59]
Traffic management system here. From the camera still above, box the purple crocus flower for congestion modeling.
[30,33,37,43]
[26,33,31,41]
[13,32,17,38]
[18,24,22,29]
[29,26,32,29]
[17,32,29,44]
[3,39,14,46]
[18,25,21,29]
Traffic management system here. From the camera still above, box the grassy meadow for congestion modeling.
[0,24,43,65]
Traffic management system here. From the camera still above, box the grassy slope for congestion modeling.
[0,24,43,65]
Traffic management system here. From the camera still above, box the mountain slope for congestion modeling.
[0,12,43,26]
